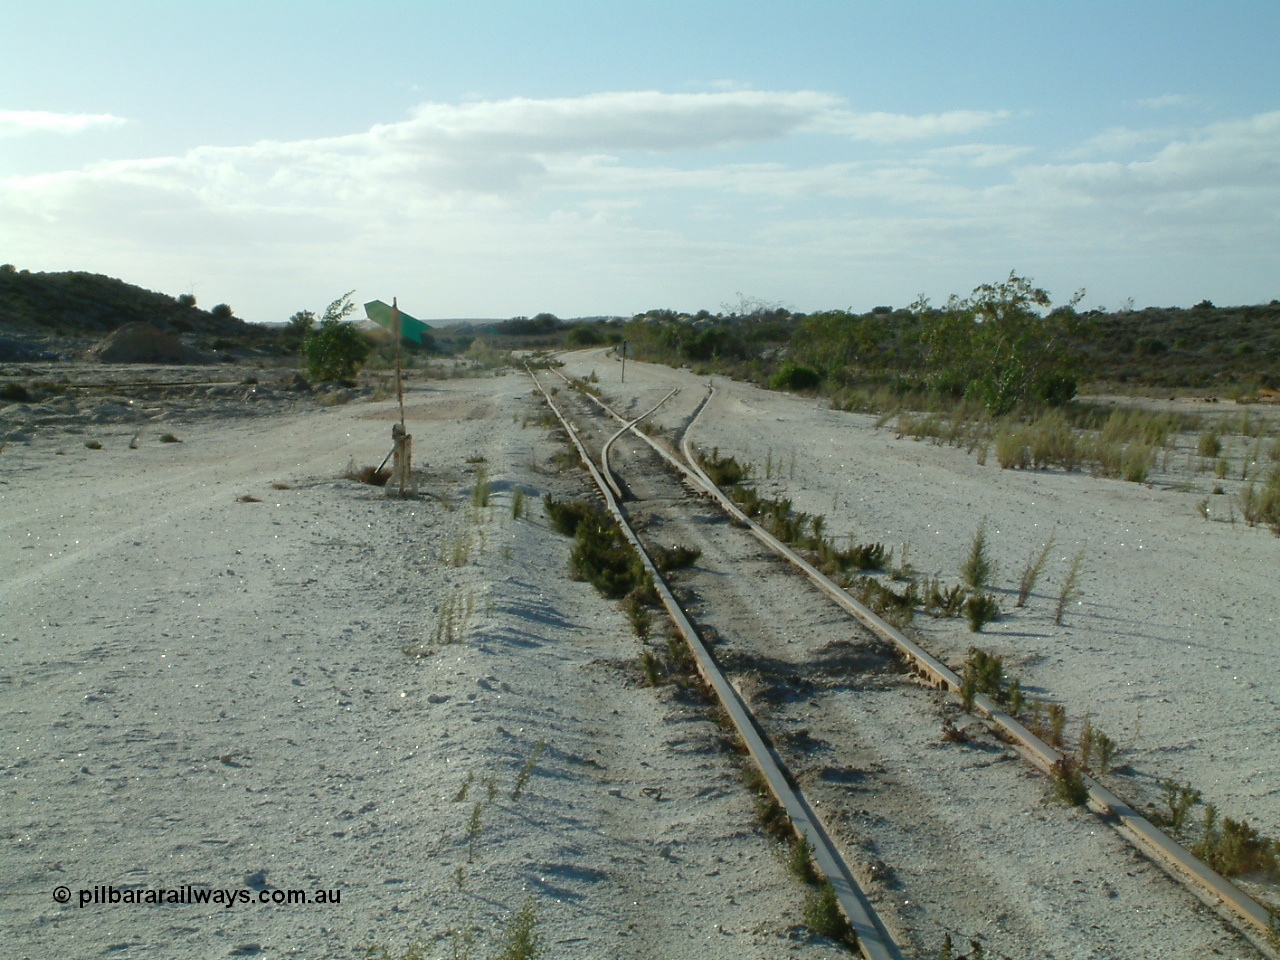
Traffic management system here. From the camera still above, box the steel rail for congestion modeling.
[599,387,680,500]
[675,388,1278,950]
[527,365,903,960]
[548,361,1277,951]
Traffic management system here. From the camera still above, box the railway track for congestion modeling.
[530,362,1277,959]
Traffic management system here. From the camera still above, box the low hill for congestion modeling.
[0,265,276,352]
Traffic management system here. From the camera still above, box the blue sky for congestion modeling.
[2,1,1277,322]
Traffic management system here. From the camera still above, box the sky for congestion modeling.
[2,1,1278,323]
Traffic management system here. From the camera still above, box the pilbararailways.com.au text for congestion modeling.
[69,885,341,909]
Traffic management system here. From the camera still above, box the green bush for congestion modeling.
[301,317,369,381]
[700,448,751,486]
[567,324,604,346]
[964,593,1000,632]
[803,880,853,943]
[769,362,821,391]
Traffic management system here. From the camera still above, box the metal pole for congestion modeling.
[621,339,627,383]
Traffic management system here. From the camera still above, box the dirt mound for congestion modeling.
[86,323,214,364]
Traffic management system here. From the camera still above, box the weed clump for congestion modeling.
[511,740,546,800]
[638,647,664,686]
[470,463,490,507]
[1054,548,1086,624]
[700,447,751,486]
[964,593,1000,632]
[802,880,854,945]
[653,544,701,572]
[849,576,916,627]
[1157,779,1201,837]
[959,647,1015,711]
[345,457,390,486]
[543,495,595,536]
[567,513,646,599]
[1050,757,1089,806]
[922,578,967,618]
[496,895,539,960]
[1191,805,1279,879]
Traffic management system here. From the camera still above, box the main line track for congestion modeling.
[531,364,1275,959]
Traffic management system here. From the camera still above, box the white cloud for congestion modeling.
[1129,94,1201,110]
[924,143,1034,167]
[1067,125,1176,158]
[815,109,1011,143]
[0,109,126,137]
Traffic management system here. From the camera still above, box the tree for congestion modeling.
[299,291,367,381]
[210,303,233,320]
[287,310,316,337]
[921,272,1086,414]
[177,293,197,308]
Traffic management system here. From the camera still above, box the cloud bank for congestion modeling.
[1,91,1276,316]
[0,109,127,137]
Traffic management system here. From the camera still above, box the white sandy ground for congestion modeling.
[2,373,844,959]
[558,349,1280,915]
[4,353,1279,959]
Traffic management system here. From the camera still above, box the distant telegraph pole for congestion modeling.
[621,339,627,383]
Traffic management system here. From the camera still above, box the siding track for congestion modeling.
[533,361,1277,959]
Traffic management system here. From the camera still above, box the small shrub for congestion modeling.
[1191,805,1279,879]
[1093,730,1120,774]
[1050,757,1089,806]
[1015,537,1054,607]
[470,463,490,507]
[434,587,474,644]
[639,648,663,686]
[496,896,539,960]
[994,429,1030,469]
[850,576,916,627]
[959,647,1009,709]
[300,296,369,381]
[843,542,888,571]
[787,833,819,885]
[512,488,526,519]
[959,518,996,591]
[0,382,31,402]
[453,771,474,802]
[964,593,1000,632]
[769,362,822,391]
[941,717,970,743]
[569,515,646,599]
[465,801,484,862]
[1121,442,1154,482]
[889,541,912,581]
[1047,703,1066,747]
[511,740,546,800]
[84,439,103,450]
[653,544,701,572]
[543,496,596,536]
[1198,430,1222,458]
[802,880,853,944]
[1054,548,1085,625]
[922,578,967,618]
[1157,779,1201,837]
[624,595,652,639]
[700,447,751,486]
